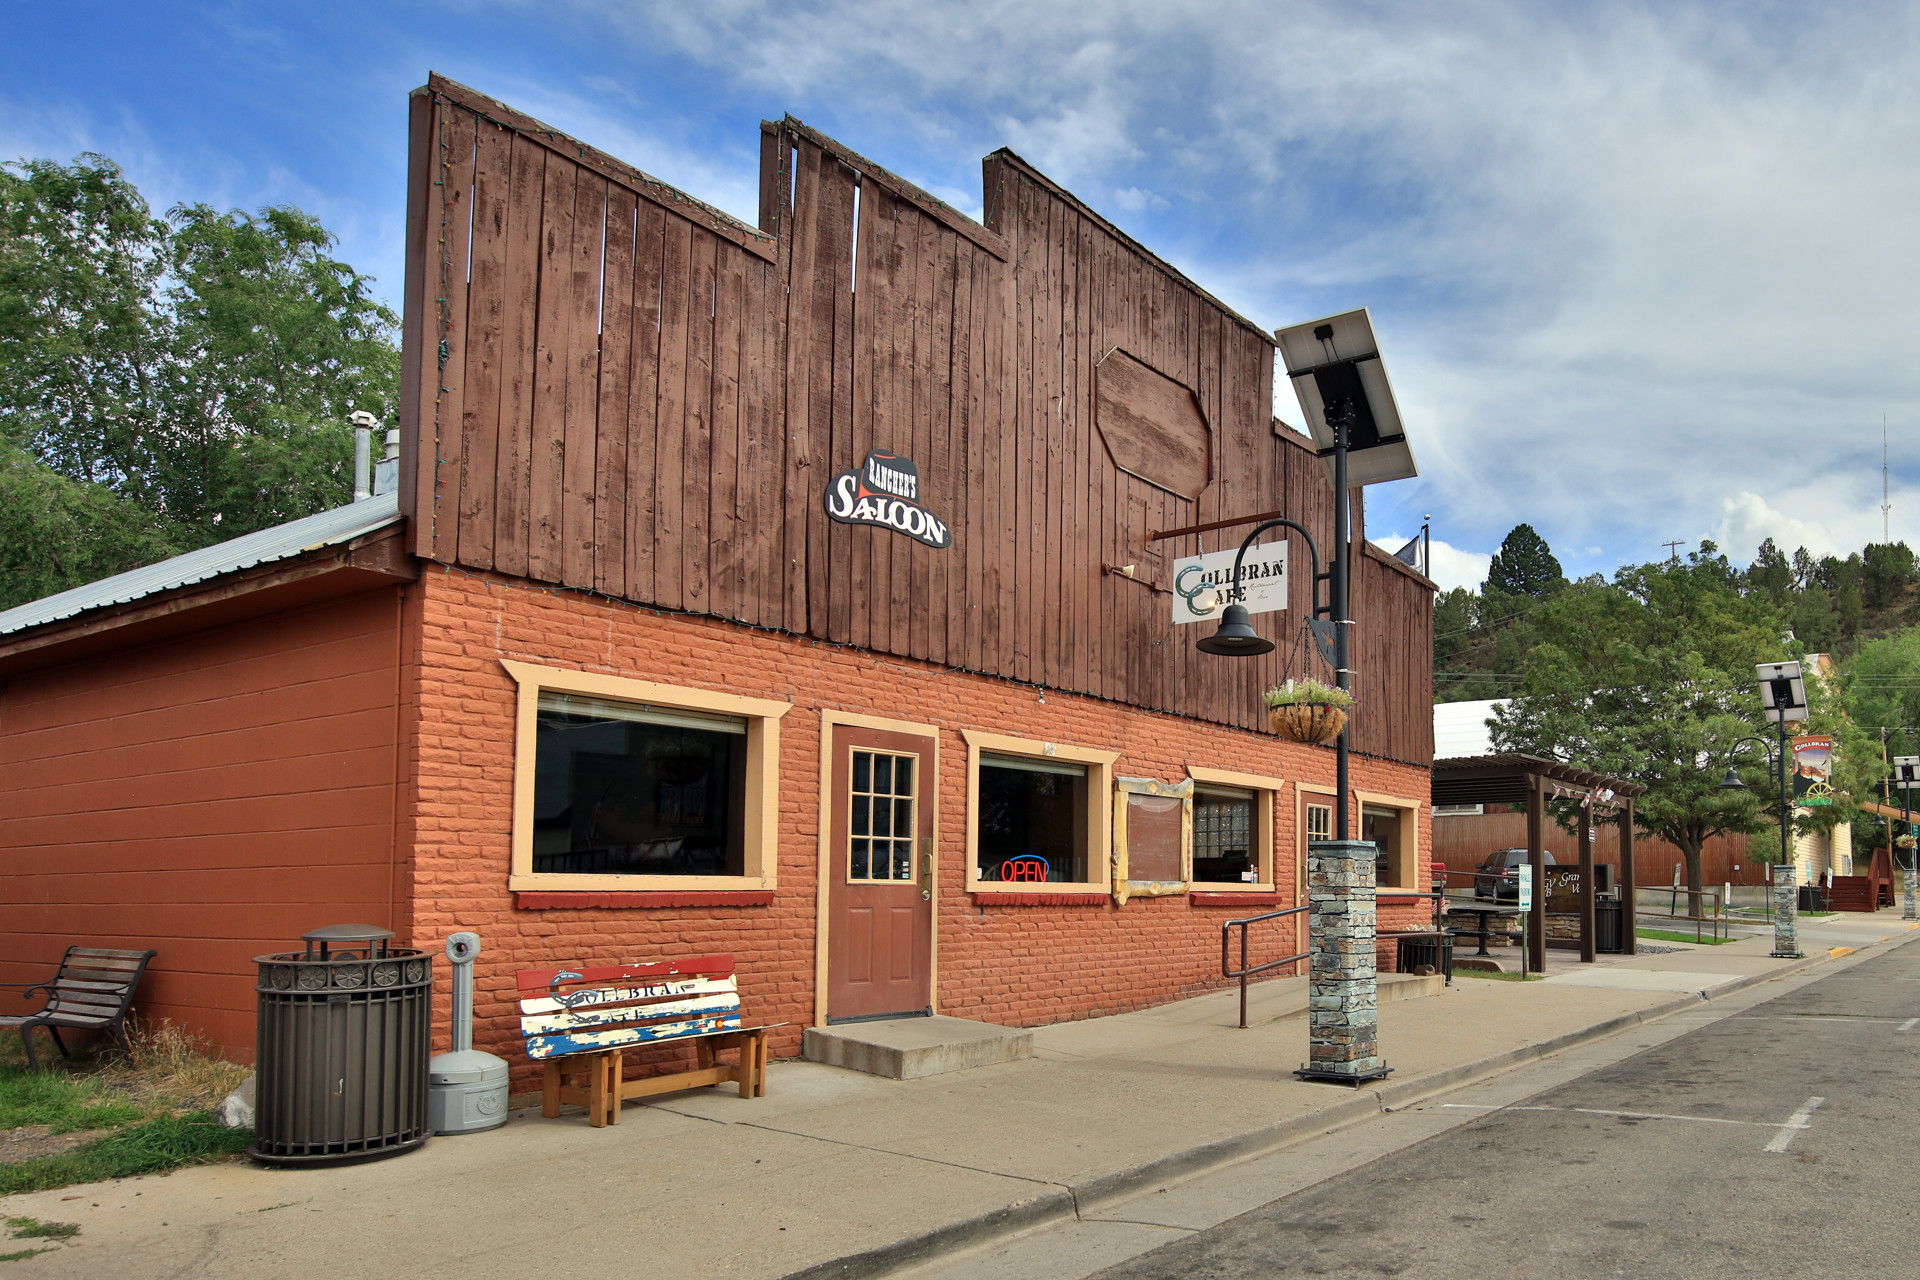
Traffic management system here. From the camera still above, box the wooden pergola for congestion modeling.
[1434,754,1647,971]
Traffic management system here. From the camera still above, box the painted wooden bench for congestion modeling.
[517,954,780,1127]
[0,946,157,1070]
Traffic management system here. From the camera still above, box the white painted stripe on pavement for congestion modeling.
[1440,1104,1776,1128]
[1764,1097,1824,1154]
[1898,1018,1918,1032]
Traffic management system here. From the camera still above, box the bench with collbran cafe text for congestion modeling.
[517,954,781,1127]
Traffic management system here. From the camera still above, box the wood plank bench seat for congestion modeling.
[0,946,157,1071]
[517,954,781,1127]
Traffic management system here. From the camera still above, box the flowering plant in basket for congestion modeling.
[1262,678,1355,744]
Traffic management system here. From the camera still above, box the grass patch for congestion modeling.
[1637,928,1733,945]
[0,1018,251,1192]
[4,1218,78,1242]
[0,1216,80,1263]
[1800,910,1837,917]
[0,1069,144,1133]
[0,1113,251,1196]
[1451,968,1544,982]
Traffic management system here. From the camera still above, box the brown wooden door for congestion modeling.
[826,726,935,1021]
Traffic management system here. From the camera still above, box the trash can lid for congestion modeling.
[302,923,395,943]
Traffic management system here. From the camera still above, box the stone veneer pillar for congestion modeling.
[1771,865,1801,959]
[1904,866,1917,921]
[1297,839,1390,1084]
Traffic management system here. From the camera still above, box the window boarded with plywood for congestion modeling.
[1094,349,1210,500]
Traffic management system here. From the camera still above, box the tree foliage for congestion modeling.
[1489,541,1878,905]
[1485,523,1565,600]
[0,154,398,610]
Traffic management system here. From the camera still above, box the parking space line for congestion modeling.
[1440,1104,1775,1128]
[1898,1018,1918,1032]
[1764,1097,1824,1154]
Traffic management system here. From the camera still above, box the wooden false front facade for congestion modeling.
[399,74,1434,767]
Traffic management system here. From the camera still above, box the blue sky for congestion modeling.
[8,1,1918,591]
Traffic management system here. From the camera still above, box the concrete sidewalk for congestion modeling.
[6,911,1914,1280]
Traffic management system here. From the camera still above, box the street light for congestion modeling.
[1195,310,1412,1087]
[1719,660,1809,958]
[1894,755,1919,919]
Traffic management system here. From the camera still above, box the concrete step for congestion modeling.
[803,1015,1035,1080]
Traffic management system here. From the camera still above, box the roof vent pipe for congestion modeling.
[373,427,400,497]
[349,410,378,502]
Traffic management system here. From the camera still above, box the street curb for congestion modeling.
[778,938,1891,1280]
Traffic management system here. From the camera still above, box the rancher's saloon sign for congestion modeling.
[824,452,953,549]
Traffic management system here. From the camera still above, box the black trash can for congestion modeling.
[251,925,432,1166]
[1596,895,1623,953]
[1797,884,1828,913]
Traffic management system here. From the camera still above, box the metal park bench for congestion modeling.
[517,954,781,1128]
[0,946,157,1070]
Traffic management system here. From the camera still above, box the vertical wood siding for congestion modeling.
[402,77,1433,765]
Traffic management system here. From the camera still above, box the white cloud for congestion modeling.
[1371,534,1492,593]
[569,0,1920,570]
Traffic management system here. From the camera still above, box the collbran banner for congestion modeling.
[824,452,952,549]
[1790,735,1834,807]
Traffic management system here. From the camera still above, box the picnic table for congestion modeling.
[1446,903,1522,957]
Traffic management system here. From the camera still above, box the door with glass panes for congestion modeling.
[826,725,936,1021]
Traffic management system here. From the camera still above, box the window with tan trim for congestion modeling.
[502,660,789,892]
[1186,766,1282,890]
[1357,791,1423,891]
[962,730,1116,893]
[1297,784,1336,903]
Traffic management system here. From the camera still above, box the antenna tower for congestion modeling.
[1885,415,1892,544]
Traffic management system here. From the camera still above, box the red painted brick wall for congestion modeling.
[0,588,413,1060]
[407,569,1432,1088]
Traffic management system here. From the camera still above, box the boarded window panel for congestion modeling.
[1126,793,1185,882]
[1094,348,1209,500]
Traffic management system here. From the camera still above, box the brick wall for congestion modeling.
[0,588,411,1060]
[408,569,1432,1089]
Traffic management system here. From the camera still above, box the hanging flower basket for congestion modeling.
[1898,835,1917,850]
[1269,702,1347,744]
[1263,679,1355,745]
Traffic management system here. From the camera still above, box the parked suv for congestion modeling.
[1474,847,1556,900]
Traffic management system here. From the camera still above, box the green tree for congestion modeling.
[1862,543,1917,610]
[0,440,176,605]
[0,155,170,503]
[156,203,398,537]
[0,154,399,610]
[1490,542,1793,915]
[1848,628,1920,760]
[1747,538,1792,603]
[1485,523,1565,599]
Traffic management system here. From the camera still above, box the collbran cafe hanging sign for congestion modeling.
[824,452,953,549]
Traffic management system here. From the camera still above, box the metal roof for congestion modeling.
[1433,698,1506,758]
[1432,753,1646,807]
[0,493,402,637]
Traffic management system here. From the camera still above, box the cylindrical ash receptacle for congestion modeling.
[428,931,509,1134]
[251,924,431,1166]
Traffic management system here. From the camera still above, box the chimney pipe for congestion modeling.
[349,410,378,502]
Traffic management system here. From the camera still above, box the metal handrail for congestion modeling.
[1222,904,1309,1029]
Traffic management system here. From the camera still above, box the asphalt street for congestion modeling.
[1087,943,1920,1279]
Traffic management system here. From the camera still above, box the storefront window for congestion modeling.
[1193,785,1257,884]
[1362,803,1397,886]
[977,753,1088,884]
[503,660,789,893]
[532,692,747,876]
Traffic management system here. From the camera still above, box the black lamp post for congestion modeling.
[1893,754,1918,917]
[1719,660,1809,957]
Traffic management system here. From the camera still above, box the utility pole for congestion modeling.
[1662,540,1683,562]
